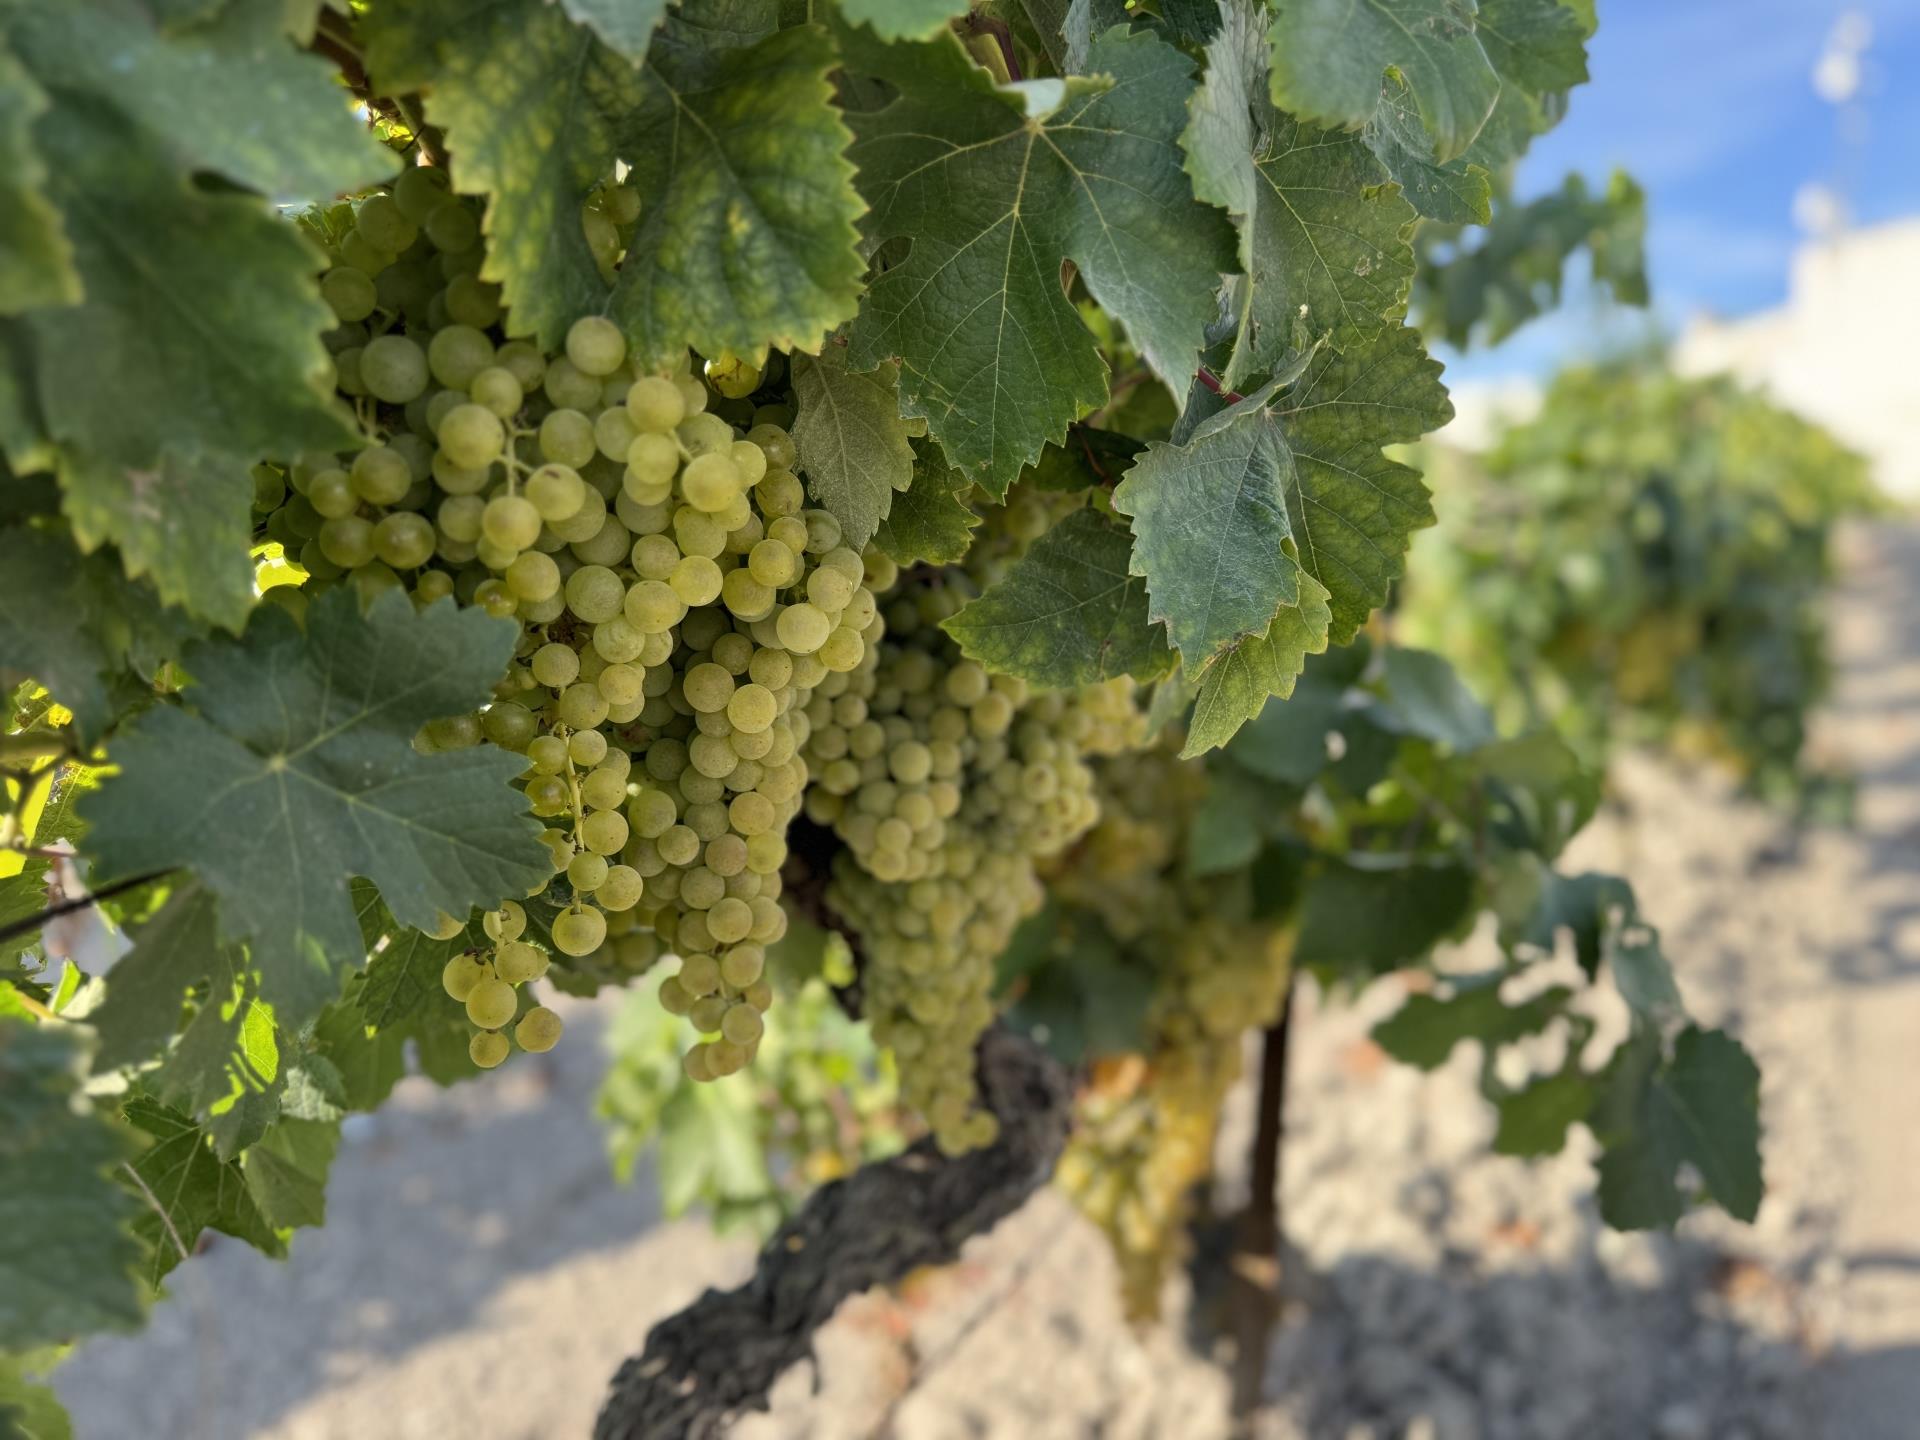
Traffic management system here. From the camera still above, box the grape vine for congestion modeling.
[0,0,1785,1433]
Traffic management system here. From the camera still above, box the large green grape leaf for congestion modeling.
[1595,1027,1762,1229]
[1184,0,1416,387]
[1266,0,1500,165]
[312,999,406,1112]
[791,348,915,549]
[366,1,864,365]
[839,21,1237,494]
[838,0,974,40]
[1274,327,1450,641]
[1112,382,1303,668]
[1180,573,1332,757]
[150,959,281,1161]
[872,444,981,566]
[557,0,671,58]
[0,49,77,315]
[8,0,391,200]
[1474,0,1589,93]
[942,508,1175,688]
[119,1095,282,1286]
[24,101,350,630]
[81,590,549,1032]
[0,1022,147,1348]
[356,915,481,1033]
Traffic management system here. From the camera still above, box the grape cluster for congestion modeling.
[798,509,1147,1153]
[434,899,565,1067]
[1046,741,1295,1316]
[255,165,885,1077]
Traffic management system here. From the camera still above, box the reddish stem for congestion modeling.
[1197,367,1244,404]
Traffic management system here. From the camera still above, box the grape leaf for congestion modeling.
[838,0,974,40]
[81,590,549,1032]
[7,0,391,200]
[0,1351,70,1440]
[839,21,1237,493]
[1596,1026,1762,1229]
[1416,171,1648,349]
[1265,0,1500,164]
[1274,326,1450,641]
[1112,382,1303,668]
[357,917,481,1032]
[1293,858,1476,973]
[24,100,350,630]
[1474,0,1589,93]
[1372,979,1572,1069]
[241,1117,339,1232]
[872,445,980,566]
[312,999,406,1112]
[1362,73,1494,225]
[942,508,1176,688]
[90,885,226,1072]
[557,0,670,58]
[790,348,915,549]
[119,1095,282,1285]
[367,1,864,365]
[0,48,77,315]
[1184,0,1415,387]
[1180,574,1332,757]
[1492,1065,1592,1156]
[151,961,281,1161]
[0,525,187,742]
[0,1022,147,1348]
[1372,646,1496,751]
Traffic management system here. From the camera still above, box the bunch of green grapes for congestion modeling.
[798,543,1148,1153]
[254,164,884,1078]
[433,899,566,1067]
[1047,741,1294,1317]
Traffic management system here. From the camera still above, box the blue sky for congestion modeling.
[1445,0,1920,381]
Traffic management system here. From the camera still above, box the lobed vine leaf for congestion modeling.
[942,508,1176,689]
[241,1117,341,1232]
[1180,573,1332,757]
[119,1095,283,1287]
[1113,382,1303,668]
[0,48,78,314]
[1274,326,1450,642]
[872,444,981,566]
[0,1022,147,1349]
[1184,0,1416,386]
[367,1,865,366]
[1596,1027,1763,1229]
[90,884,229,1072]
[790,347,915,549]
[838,21,1237,494]
[1265,0,1501,164]
[81,590,550,1033]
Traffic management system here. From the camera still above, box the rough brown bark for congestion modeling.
[594,1023,1072,1440]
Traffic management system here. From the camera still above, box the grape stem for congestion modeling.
[593,1024,1072,1440]
[0,868,174,948]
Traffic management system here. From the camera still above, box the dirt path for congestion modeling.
[56,523,1920,1440]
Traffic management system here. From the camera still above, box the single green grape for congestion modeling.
[482,899,527,943]
[466,977,518,1029]
[516,1006,563,1053]
[441,954,486,1000]
[481,493,541,552]
[566,316,627,376]
[496,940,545,984]
[470,1030,511,1068]
[552,905,607,956]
